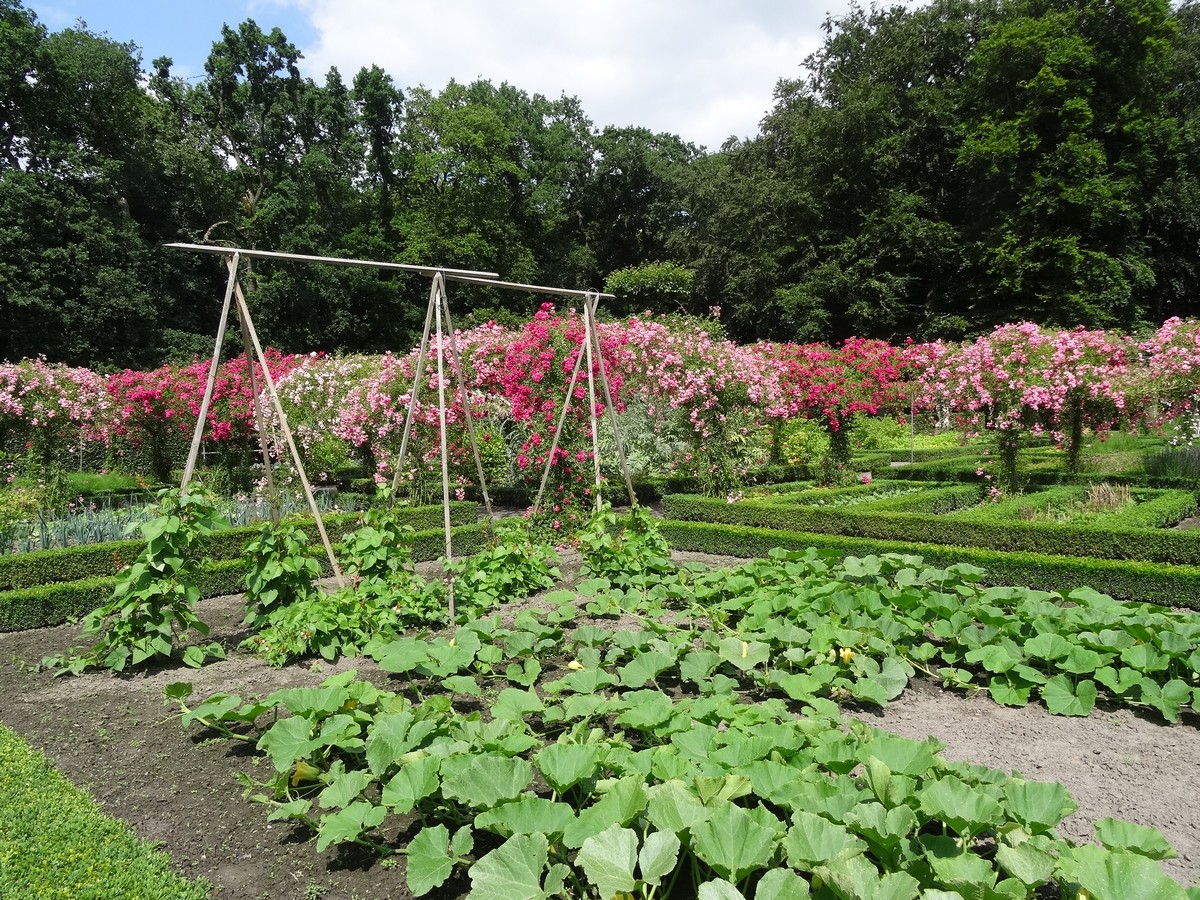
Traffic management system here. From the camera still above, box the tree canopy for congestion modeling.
[2,0,1198,366]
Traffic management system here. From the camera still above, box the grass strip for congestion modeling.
[0,723,210,900]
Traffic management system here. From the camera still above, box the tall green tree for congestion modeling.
[0,4,162,366]
[956,0,1179,328]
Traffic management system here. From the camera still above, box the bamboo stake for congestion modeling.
[587,294,637,508]
[181,252,239,491]
[165,242,497,279]
[434,285,455,620]
[581,293,603,512]
[238,303,279,525]
[390,278,438,499]
[531,338,588,518]
[438,286,495,527]
[233,282,345,589]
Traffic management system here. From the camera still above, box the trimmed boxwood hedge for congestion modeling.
[871,463,1200,491]
[659,519,1200,609]
[662,493,1200,566]
[0,524,488,632]
[0,501,477,592]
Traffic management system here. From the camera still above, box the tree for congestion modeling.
[956,0,1179,329]
[0,8,162,367]
[580,126,700,281]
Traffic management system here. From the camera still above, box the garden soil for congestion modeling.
[0,554,1197,899]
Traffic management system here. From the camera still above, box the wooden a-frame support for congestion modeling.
[170,242,638,622]
[529,291,637,519]
[180,254,347,589]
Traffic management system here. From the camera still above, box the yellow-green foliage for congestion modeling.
[0,724,210,899]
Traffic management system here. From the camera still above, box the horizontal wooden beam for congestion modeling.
[165,242,498,279]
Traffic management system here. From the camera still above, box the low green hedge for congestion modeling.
[0,524,488,632]
[659,519,1200,609]
[950,487,1197,529]
[851,484,980,514]
[0,724,211,900]
[871,463,1200,491]
[662,493,1200,566]
[1097,490,1198,528]
[948,487,1087,522]
[0,502,478,592]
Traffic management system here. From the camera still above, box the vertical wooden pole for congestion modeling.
[433,278,455,620]
[390,278,438,499]
[233,282,345,589]
[438,291,495,527]
[238,305,278,525]
[531,339,587,519]
[182,252,239,491]
[587,294,637,508]
[581,294,603,512]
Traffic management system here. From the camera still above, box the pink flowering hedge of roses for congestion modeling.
[7,314,1200,494]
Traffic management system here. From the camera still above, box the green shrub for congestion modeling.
[0,724,211,900]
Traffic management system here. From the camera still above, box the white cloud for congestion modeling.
[285,0,829,149]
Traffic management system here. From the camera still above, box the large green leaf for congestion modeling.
[440,754,532,809]
[719,636,771,671]
[366,711,435,776]
[563,777,648,849]
[1121,644,1170,673]
[381,756,440,814]
[1063,845,1189,900]
[406,824,454,897]
[1023,632,1071,660]
[468,833,554,900]
[995,841,1054,887]
[754,868,811,899]
[645,779,711,833]
[316,800,385,852]
[988,676,1032,707]
[691,803,780,883]
[862,733,938,776]
[638,830,681,888]
[475,797,575,838]
[1138,679,1193,724]
[1093,818,1179,860]
[618,650,676,687]
[318,768,374,810]
[256,716,320,773]
[965,644,1019,673]
[534,743,601,793]
[576,823,638,899]
[491,687,545,721]
[1003,780,1077,834]
[614,690,677,730]
[697,880,747,900]
[918,776,1004,837]
[1041,675,1097,717]
[785,810,867,868]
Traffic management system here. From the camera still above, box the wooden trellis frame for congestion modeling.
[387,275,637,617]
[169,242,638,618]
[169,243,499,591]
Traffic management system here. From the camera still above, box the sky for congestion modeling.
[33,1,864,151]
